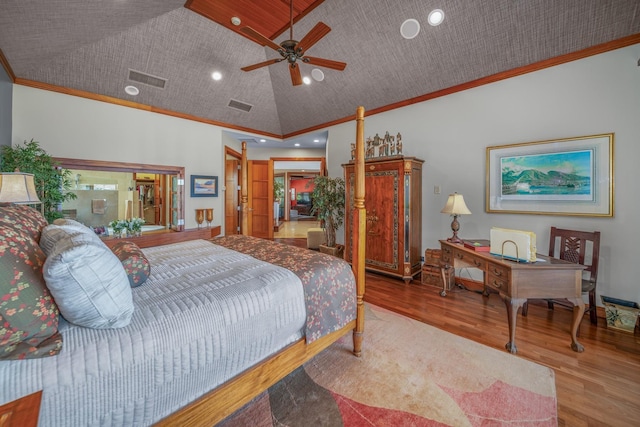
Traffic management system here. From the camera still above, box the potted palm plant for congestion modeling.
[309,175,345,257]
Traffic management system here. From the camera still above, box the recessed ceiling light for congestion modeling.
[428,9,445,26]
[313,139,319,143]
[294,143,300,147]
[211,71,222,81]
[303,76,311,85]
[311,68,324,81]
[260,139,266,143]
[231,17,241,26]
[124,85,139,96]
[400,18,420,39]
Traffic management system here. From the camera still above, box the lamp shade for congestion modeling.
[0,172,41,204]
[440,193,471,215]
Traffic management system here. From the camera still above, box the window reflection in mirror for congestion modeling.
[54,158,184,234]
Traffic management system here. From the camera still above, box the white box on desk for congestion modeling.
[489,227,537,262]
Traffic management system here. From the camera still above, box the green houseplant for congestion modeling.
[273,178,285,203]
[309,175,345,253]
[1,139,77,223]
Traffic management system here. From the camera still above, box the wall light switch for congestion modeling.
[434,185,441,194]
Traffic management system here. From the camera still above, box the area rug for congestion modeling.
[218,304,557,426]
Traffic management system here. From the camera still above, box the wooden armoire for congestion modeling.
[343,156,423,283]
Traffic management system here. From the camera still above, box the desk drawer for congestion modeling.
[441,245,453,263]
[452,250,487,270]
[487,263,510,292]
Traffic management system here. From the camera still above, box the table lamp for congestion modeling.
[0,172,42,207]
[440,192,471,243]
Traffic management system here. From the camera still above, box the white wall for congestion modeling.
[326,43,640,304]
[12,43,640,305]
[249,147,325,160]
[12,88,227,230]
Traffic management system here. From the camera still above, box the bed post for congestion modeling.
[352,106,366,357]
[241,141,248,236]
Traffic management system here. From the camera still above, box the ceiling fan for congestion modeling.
[240,0,346,86]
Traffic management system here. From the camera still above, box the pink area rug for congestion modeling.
[219,304,557,426]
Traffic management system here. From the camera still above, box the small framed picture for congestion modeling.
[190,175,218,197]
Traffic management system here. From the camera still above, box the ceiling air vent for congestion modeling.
[128,69,167,89]
[228,99,253,112]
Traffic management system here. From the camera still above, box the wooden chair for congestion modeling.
[522,227,601,325]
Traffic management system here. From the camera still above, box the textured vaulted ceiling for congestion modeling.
[1,1,639,146]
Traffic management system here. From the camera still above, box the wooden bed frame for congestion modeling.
[155,106,367,426]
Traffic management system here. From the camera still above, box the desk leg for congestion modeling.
[567,297,585,353]
[439,264,450,297]
[502,295,526,354]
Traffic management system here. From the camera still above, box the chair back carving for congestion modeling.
[548,227,600,285]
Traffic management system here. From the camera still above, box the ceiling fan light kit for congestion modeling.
[240,0,346,86]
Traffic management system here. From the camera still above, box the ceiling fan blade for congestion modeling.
[241,58,282,72]
[296,22,331,53]
[304,56,347,71]
[240,26,282,52]
[289,64,303,86]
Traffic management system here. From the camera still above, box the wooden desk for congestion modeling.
[439,240,586,354]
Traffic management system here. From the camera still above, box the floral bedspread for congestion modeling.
[211,235,356,343]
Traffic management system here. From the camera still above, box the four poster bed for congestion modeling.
[0,107,368,426]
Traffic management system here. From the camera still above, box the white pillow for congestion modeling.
[41,224,134,329]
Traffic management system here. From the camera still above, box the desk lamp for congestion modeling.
[440,192,471,243]
[0,172,43,212]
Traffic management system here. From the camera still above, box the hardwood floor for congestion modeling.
[276,237,640,426]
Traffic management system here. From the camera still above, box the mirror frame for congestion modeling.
[54,157,185,231]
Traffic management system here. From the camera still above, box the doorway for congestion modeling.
[224,146,242,235]
[134,173,164,226]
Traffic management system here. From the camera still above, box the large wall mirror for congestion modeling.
[54,158,184,233]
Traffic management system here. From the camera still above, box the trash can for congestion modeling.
[600,296,640,333]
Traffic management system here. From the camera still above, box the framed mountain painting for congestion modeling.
[486,133,613,217]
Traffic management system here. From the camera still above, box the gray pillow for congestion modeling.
[40,221,93,255]
[41,223,134,329]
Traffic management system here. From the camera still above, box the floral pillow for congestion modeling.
[0,204,48,243]
[0,222,63,360]
[110,241,151,287]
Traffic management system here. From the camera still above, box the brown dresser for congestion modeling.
[343,156,423,283]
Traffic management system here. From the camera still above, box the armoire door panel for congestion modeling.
[364,172,398,269]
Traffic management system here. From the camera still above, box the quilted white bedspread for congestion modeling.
[0,239,307,426]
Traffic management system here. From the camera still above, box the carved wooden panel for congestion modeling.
[344,156,423,283]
